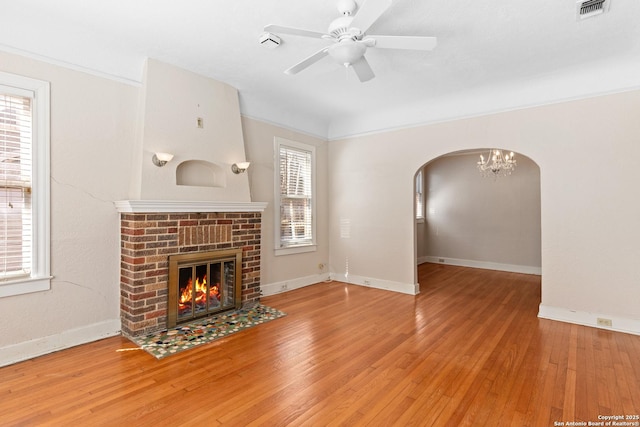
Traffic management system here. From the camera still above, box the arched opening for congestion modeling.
[176,160,225,188]
[414,148,541,290]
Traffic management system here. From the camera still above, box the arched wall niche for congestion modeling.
[176,160,226,188]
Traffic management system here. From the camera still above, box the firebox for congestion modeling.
[167,249,242,328]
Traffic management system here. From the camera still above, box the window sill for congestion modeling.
[275,245,317,257]
[0,276,52,298]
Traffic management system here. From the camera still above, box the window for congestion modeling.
[0,72,50,297]
[415,169,424,221]
[274,137,316,255]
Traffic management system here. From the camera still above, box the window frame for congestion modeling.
[0,71,51,297]
[274,137,317,256]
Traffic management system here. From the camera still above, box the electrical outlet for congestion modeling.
[439,258,445,263]
[318,263,325,270]
[596,318,612,327]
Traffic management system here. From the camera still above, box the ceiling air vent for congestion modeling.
[577,0,610,20]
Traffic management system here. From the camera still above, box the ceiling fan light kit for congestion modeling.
[263,0,437,82]
[328,39,367,67]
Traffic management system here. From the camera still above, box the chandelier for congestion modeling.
[477,149,517,177]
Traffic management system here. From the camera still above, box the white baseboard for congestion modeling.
[0,319,121,367]
[331,273,419,295]
[262,272,419,297]
[419,256,541,275]
[538,305,640,336]
[261,273,331,297]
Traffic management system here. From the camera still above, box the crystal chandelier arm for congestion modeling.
[477,149,517,177]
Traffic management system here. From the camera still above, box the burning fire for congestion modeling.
[178,275,220,312]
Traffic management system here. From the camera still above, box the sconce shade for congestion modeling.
[231,162,251,174]
[152,152,174,167]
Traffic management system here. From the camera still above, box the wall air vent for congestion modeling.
[577,0,610,20]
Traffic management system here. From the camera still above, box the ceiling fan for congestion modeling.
[264,0,437,82]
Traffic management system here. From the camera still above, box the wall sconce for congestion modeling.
[231,162,251,174]
[152,152,174,167]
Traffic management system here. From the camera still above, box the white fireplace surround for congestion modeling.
[114,200,267,213]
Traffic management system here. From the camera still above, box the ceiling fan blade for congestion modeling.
[285,47,330,75]
[368,35,437,51]
[351,56,375,82]
[349,0,394,34]
[264,24,328,39]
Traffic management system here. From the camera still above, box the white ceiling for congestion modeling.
[1,0,639,139]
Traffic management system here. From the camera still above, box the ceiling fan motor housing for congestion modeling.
[329,16,357,39]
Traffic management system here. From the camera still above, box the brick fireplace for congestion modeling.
[115,201,267,338]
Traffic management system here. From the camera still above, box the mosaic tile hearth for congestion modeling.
[129,304,286,359]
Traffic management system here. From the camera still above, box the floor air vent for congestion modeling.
[577,0,609,20]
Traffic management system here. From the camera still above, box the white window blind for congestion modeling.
[415,169,424,220]
[0,93,32,280]
[277,142,314,249]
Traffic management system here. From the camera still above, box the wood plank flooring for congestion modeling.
[1,263,639,426]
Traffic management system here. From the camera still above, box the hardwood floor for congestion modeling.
[1,263,639,426]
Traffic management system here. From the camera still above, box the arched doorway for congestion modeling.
[414,149,541,284]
